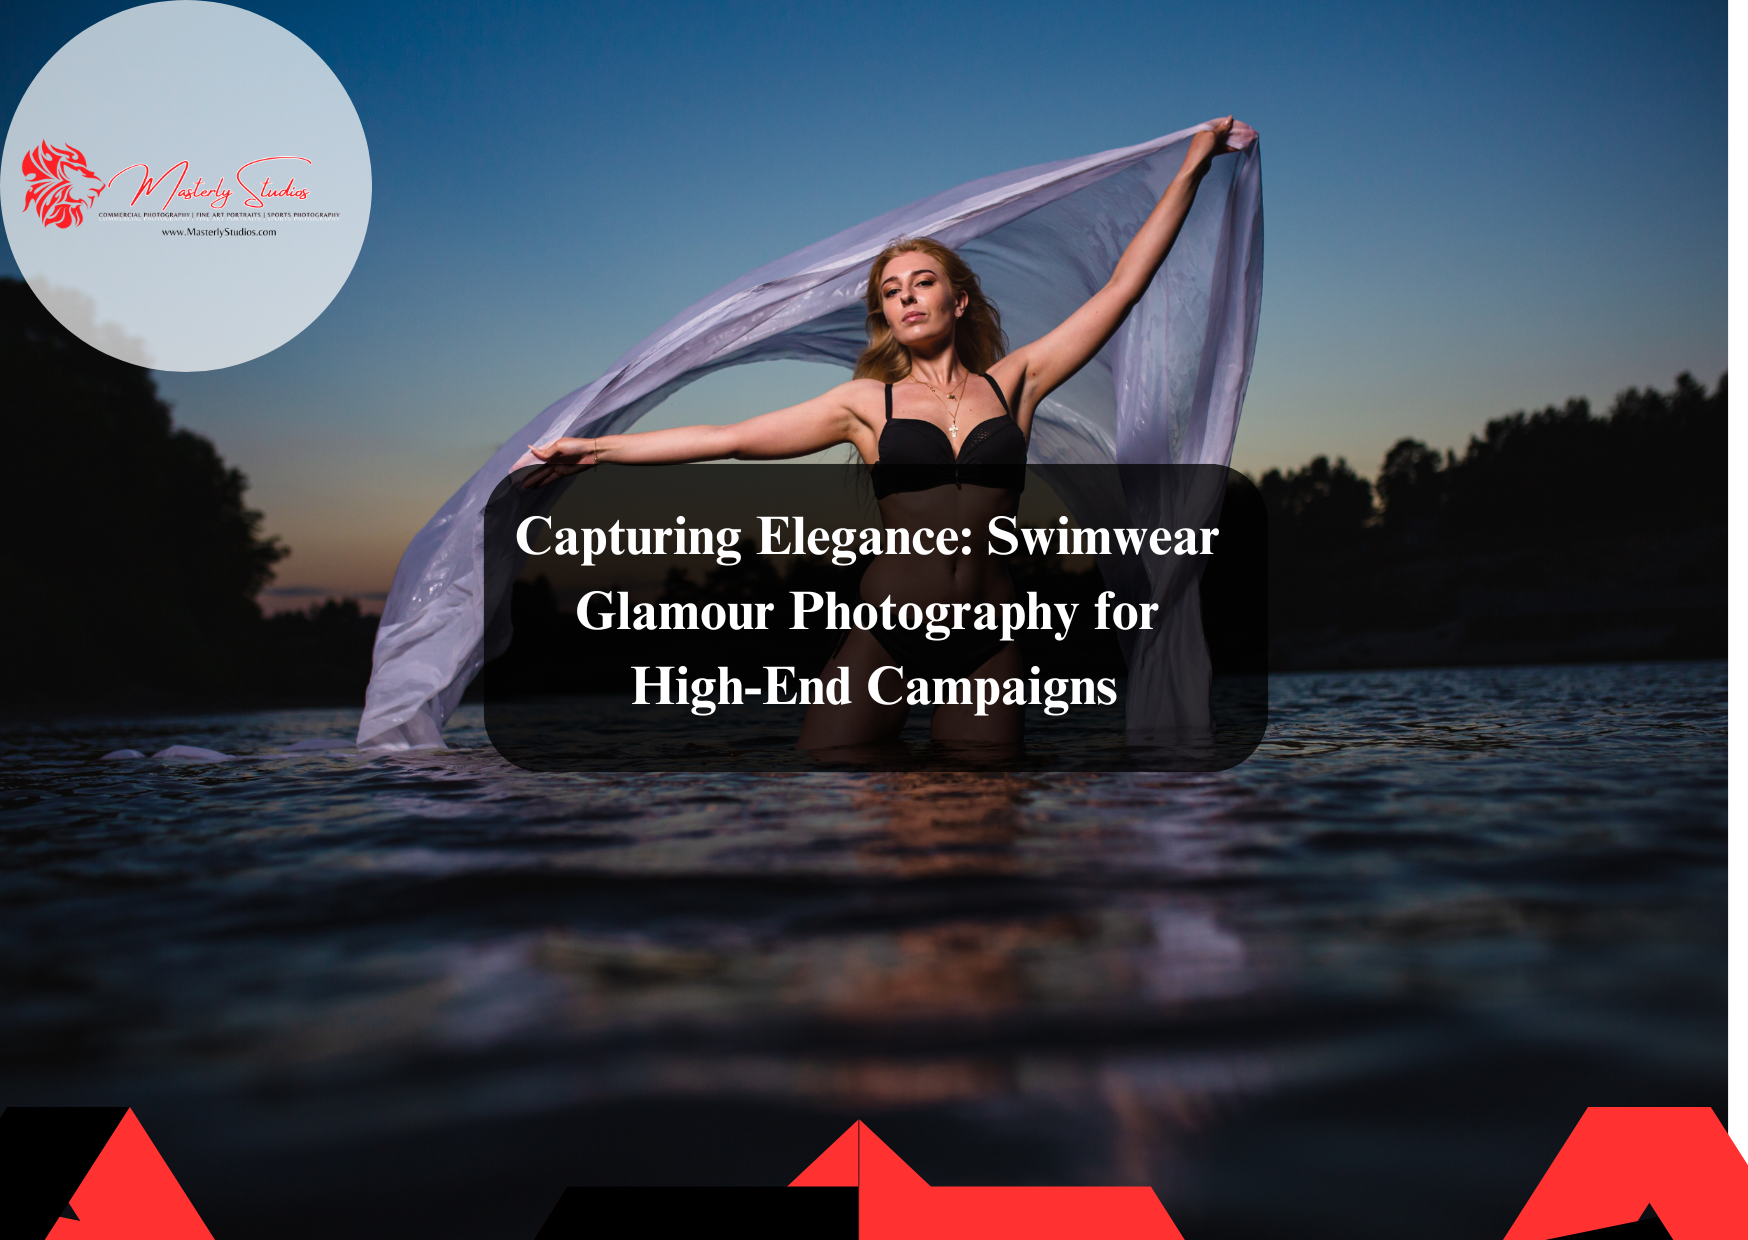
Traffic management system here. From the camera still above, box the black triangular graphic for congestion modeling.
[1549,1202,1672,1239]
[0,1107,127,1240]
[57,1204,77,1221]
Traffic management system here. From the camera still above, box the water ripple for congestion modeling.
[0,663,1723,1236]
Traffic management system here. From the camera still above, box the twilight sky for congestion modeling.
[3,0,1725,609]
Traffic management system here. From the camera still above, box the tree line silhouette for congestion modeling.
[1259,373,1725,667]
[0,276,377,707]
[0,266,1723,708]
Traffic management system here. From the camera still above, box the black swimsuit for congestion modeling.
[870,373,1028,499]
[863,373,1027,682]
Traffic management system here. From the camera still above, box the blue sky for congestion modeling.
[3,0,1725,605]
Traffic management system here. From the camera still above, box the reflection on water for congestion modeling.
[0,662,1724,1239]
[484,686,1268,774]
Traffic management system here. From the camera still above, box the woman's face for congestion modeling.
[880,252,967,352]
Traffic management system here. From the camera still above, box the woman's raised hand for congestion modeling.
[1187,116,1255,165]
[1207,115,1256,152]
[1177,117,1254,180]
[520,438,598,489]
[1218,117,1257,151]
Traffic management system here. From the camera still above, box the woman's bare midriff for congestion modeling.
[859,484,1018,603]
[797,481,1024,753]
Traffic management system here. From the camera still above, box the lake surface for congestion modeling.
[0,662,1725,1239]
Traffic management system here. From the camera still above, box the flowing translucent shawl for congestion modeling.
[356,122,1263,750]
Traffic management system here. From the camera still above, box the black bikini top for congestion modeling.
[871,373,1028,500]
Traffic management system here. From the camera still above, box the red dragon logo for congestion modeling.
[22,140,106,228]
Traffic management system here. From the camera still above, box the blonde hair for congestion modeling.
[853,236,1008,382]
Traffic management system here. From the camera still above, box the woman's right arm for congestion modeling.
[520,381,875,488]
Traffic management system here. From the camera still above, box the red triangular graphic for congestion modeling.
[855,1124,928,1191]
[790,1123,861,1186]
[46,1108,213,1239]
[1504,1107,1748,1240]
[788,1120,1181,1239]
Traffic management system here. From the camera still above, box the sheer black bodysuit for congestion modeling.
[863,373,1027,680]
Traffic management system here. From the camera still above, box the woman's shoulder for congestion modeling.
[987,351,1030,385]
[985,353,1034,403]
[828,376,888,416]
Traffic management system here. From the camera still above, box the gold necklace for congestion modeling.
[912,370,972,438]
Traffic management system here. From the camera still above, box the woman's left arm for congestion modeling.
[997,116,1254,417]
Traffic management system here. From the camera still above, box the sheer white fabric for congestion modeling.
[356,123,1263,750]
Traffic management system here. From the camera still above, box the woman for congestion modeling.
[521,117,1251,751]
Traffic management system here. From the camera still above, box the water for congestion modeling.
[0,662,1724,1239]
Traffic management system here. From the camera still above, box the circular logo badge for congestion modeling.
[3,1,371,371]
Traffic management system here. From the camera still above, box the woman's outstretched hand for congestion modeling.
[1188,116,1256,164]
[520,438,598,489]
